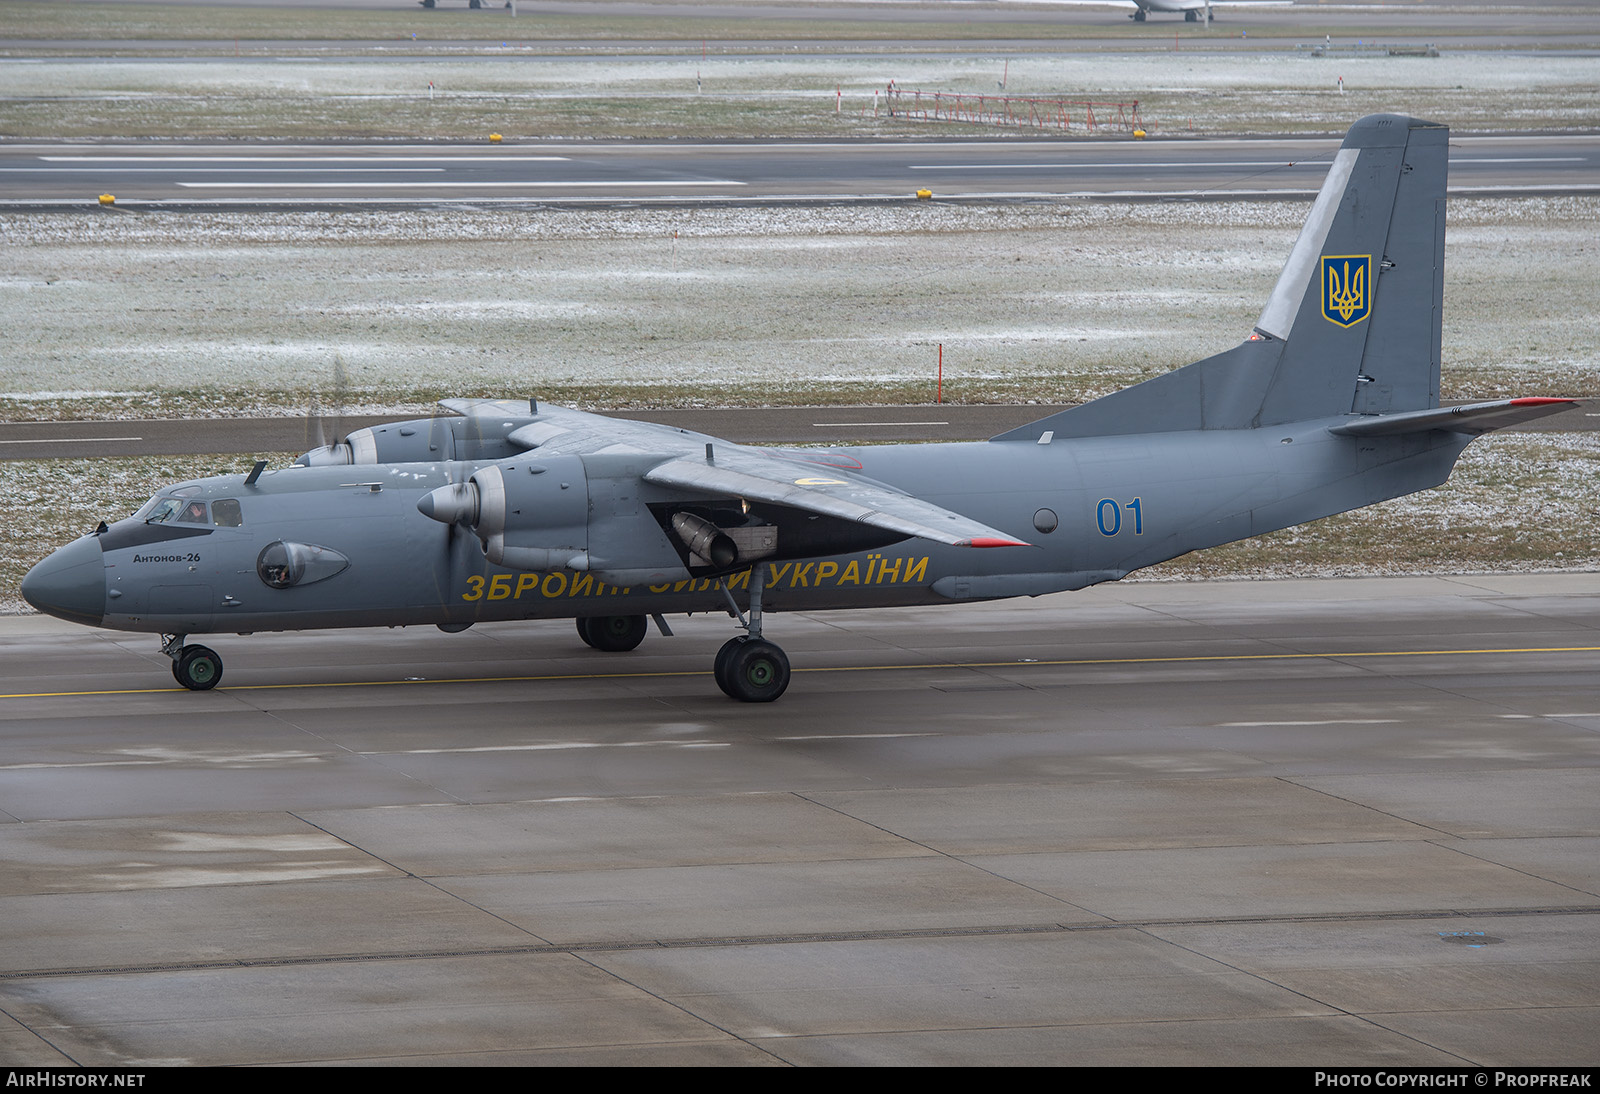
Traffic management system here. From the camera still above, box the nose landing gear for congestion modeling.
[163,634,223,691]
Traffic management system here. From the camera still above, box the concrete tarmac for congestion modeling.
[1,573,1596,1065]
[2,401,1593,461]
[5,134,1597,207]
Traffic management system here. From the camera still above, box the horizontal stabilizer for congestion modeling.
[1327,398,1578,437]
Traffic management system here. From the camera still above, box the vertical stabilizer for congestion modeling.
[994,114,1449,443]
[1254,114,1447,422]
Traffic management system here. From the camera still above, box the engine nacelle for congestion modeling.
[298,422,441,467]
[296,413,536,467]
[418,457,589,572]
[671,510,776,571]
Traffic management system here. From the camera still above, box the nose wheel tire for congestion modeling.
[173,645,223,691]
[576,615,648,652]
[714,637,790,703]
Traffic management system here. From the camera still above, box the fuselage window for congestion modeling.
[257,541,350,589]
[212,499,243,527]
[258,542,299,588]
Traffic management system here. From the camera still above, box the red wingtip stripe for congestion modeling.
[1509,397,1578,407]
[964,537,1033,548]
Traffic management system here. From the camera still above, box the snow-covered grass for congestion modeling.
[3,197,1596,423]
[2,51,1595,138]
[1147,432,1600,581]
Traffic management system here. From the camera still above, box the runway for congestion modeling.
[4,133,1598,207]
[1,573,1596,1064]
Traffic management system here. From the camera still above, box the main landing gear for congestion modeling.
[574,577,791,702]
[575,614,648,652]
[163,634,223,691]
[712,565,790,703]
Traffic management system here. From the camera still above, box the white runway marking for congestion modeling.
[908,161,1314,170]
[384,740,732,754]
[177,180,746,189]
[1217,719,1402,727]
[911,157,1583,171]
[0,436,142,444]
[811,421,950,428]
[39,155,572,163]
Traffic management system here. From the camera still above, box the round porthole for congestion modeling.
[1033,508,1059,534]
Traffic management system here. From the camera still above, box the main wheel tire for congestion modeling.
[175,645,223,691]
[581,615,647,652]
[713,636,747,697]
[722,639,790,703]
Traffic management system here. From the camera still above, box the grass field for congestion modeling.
[2,3,1595,139]
[3,52,1595,139]
[4,197,1594,423]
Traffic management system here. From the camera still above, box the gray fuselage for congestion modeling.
[58,421,1466,637]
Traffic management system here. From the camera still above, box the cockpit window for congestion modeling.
[143,498,183,524]
[140,487,207,525]
[212,499,243,527]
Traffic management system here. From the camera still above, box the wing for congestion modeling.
[644,447,1030,549]
[441,398,698,455]
[442,398,1031,549]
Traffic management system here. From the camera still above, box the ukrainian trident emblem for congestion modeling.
[1321,254,1372,327]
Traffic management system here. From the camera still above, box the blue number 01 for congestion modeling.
[1097,498,1143,536]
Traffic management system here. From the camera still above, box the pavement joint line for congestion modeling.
[1,904,1593,982]
[5,644,1600,700]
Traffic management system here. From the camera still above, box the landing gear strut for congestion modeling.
[712,566,790,702]
[163,634,223,691]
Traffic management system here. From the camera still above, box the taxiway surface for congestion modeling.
[1,573,1597,1064]
[5,134,1597,207]
[2,401,1596,461]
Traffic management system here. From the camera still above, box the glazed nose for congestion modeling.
[20,535,105,626]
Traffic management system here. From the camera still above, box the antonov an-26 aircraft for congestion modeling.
[22,116,1575,702]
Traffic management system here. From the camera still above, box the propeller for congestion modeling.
[423,406,472,613]
[418,478,478,527]
[301,355,354,465]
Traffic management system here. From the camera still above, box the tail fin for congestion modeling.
[995,114,1448,442]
